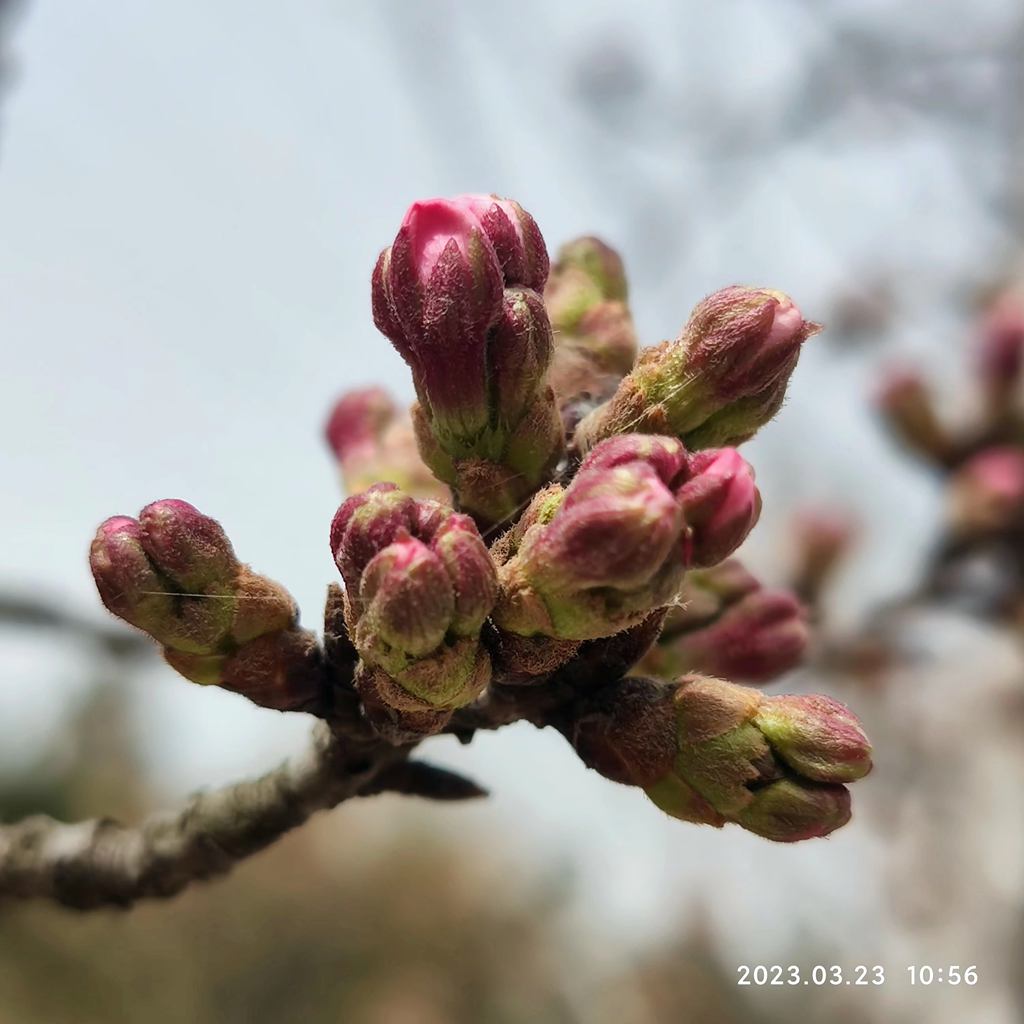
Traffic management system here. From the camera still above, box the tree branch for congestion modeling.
[0,723,413,910]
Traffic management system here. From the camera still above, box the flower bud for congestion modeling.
[545,237,638,409]
[874,366,952,464]
[324,389,450,502]
[456,193,549,290]
[492,435,690,643]
[372,195,563,528]
[332,486,497,734]
[948,447,1024,535]
[551,236,628,307]
[644,589,808,684]
[790,507,856,604]
[90,503,320,711]
[676,448,761,567]
[569,674,870,842]
[754,694,873,783]
[976,293,1024,407]
[574,287,818,454]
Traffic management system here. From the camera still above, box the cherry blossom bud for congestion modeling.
[493,435,689,642]
[791,507,856,603]
[331,486,497,735]
[456,193,549,290]
[976,293,1024,406]
[324,389,449,502]
[574,287,817,453]
[90,503,320,711]
[754,694,873,783]
[546,237,637,408]
[949,447,1024,535]
[569,674,870,842]
[649,589,808,684]
[372,195,563,528]
[874,366,952,464]
[676,448,761,567]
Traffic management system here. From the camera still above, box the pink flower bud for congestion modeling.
[949,446,1024,534]
[332,486,497,724]
[137,499,237,592]
[653,589,809,684]
[574,286,817,454]
[976,293,1024,400]
[372,195,563,528]
[90,516,178,639]
[493,435,691,641]
[755,694,873,783]
[568,673,871,842]
[324,389,449,502]
[456,193,549,290]
[372,197,504,434]
[358,533,455,659]
[874,365,952,463]
[330,483,418,595]
[676,448,761,567]
[324,387,397,462]
[791,507,856,602]
[91,504,318,711]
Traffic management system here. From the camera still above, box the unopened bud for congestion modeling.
[875,366,952,464]
[90,502,320,711]
[791,507,856,604]
[325,390,450,502]
[372,195,563,528]
[457,193,549,290]
[647,589,808,684]
[569,674,870,842]
[676,448,761,567]
[493,435,689,642]
[976,293,1024,408]
[332,487,497,733]
[575,286,817,453]
[948,447,1024,535]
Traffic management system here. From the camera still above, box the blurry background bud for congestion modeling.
[492,435,690,643]
[948,447,1024,536]
[372,195,563,529]
[324,388,450,502]
[642,589,808,684]
[874,366,953,465]
[975,291,1024,412]
[790,507,858,605]
[569,674,870,842]
[545,236,638,414]
[574,286,816,454]
[90,502,320,711]
[675,448,761,568]
[331,486,497,733]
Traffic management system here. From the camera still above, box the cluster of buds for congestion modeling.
[89,190,873,842]
[544,236,638,423]
[875,290,1024,542]
[490,435,760,672]
[574,286,819,455]
[330,484,496,739]
[635,560,809,684]
[90,501,320,711]
[571,674,872,842]
[371,195,563,529]
[324,387,449,502]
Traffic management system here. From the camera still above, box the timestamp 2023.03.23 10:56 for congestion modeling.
[736,965,979,987]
